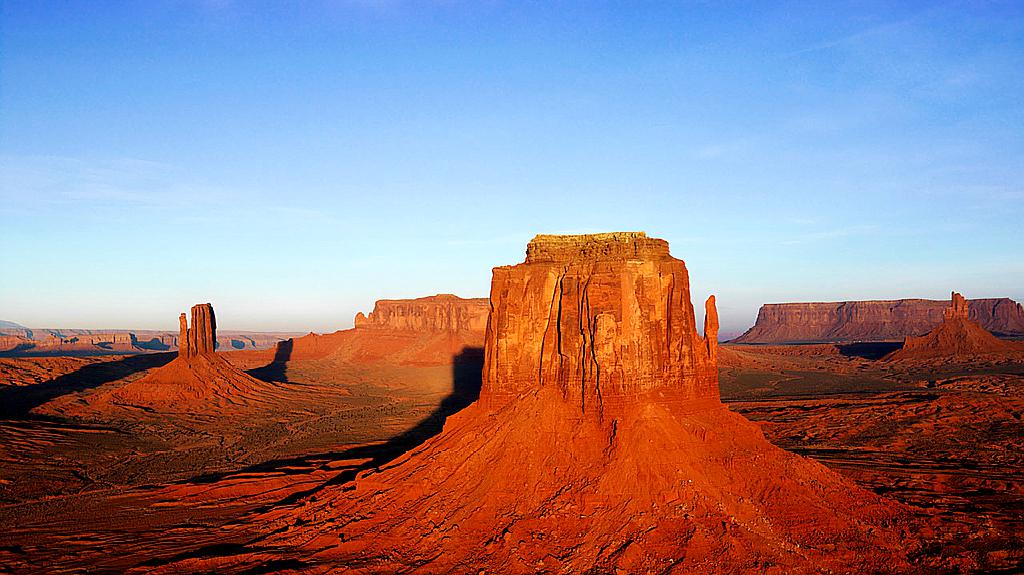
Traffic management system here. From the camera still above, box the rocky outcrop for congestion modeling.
[484,232,717,411]
[944,291,969,320]
[735,297,1024,343]
[190,233,917,574]
[0,335,32,353]
[354,294,488,333]
[886,292,1023,362]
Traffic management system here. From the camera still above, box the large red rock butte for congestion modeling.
[734,296,1024,343]
[885,292,1024,362]
[483,232,718,412]
[157,233,918,574]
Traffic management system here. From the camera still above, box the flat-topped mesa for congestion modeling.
[178,303,217,359]
[353,294,489,334]
[735,296,1024,343]
[944,291,969,320]
[525,231,670,263]
[484,232,718,413]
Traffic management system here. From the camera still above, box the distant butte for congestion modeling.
[178,303,216,358]
[104,303,276,410]
[886,292,1024,362]
[174,232,920,574]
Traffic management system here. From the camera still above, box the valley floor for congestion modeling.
[0,344,1020,573]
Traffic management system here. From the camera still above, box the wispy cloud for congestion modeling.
[779,224,879,245]
[693,138,752,160]
[0,154,346,229]
[784,12,928,57]
[0,155,239,209]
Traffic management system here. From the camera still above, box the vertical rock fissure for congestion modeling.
[579,274,593,413]
[590,313,603,420]
[555,270,568,394]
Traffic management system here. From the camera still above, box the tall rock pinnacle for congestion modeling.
[944,291,969,320]
[178,303,217,359]
[483,232,718,413]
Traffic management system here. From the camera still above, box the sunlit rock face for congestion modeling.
[483,232,718,414]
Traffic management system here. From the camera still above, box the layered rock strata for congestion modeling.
[735,297,1024,343]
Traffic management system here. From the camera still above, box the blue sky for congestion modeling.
[1,1,1022,333]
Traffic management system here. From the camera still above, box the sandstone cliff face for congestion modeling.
[484,232,717,412]
[353,294,488,333]
[735,297,1024,343]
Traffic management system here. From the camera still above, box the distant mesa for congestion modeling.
[353,293,488,334]
[735,296,1024,343]
[0,319,294,356]
[195,232,917,574]
[885,291,1024,362]
[0,319,27,329]
[261,294,488,370]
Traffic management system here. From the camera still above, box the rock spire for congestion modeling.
[943,291,969,320]
[178,303,217,359]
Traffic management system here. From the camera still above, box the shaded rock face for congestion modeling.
[484,232,717,412]
[179,303,216,359]
[735,297,1024,343]
[353,294,488,334]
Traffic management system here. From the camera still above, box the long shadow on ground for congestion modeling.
[837,341,903,360]
[246,339,294,383]
[0,353,175,418]
[185,346,484,494]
